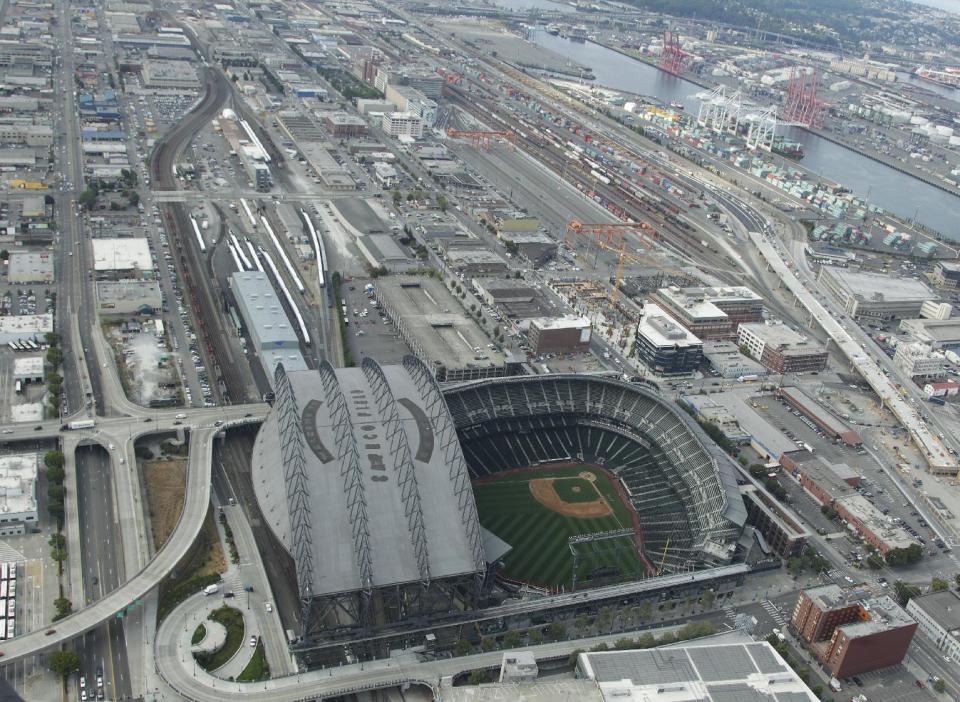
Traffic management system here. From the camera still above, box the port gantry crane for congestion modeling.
[564,220,657,307]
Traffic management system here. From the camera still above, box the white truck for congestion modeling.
[62,419,95,430]
[203,584,218,596]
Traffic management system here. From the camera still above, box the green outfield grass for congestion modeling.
[472,466,643,588]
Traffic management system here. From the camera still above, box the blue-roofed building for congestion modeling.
[82,129,125,142]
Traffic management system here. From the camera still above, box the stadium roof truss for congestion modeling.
[261,359,488,646]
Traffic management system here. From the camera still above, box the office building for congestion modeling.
[527,317,591,355]
[894,342,946,381]
[737,323,828,374]
[818,267,934,321]
[701,341,766,379]
[321,111,368,137]
[932,261,960,288]
[791,585,916,679]
[635,304,703,376]
[381,111,423,139]
[650,285,763,340]
[905,590,960,662]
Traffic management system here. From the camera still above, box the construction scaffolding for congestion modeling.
[564,220,655,307]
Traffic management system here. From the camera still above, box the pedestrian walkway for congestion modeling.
[762,600,786,627]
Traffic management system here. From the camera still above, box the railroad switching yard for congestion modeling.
[1,0,960,700]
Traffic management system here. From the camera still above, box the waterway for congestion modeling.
[518,28,960,239]
[492,0,578,13]
[907,0,960,13]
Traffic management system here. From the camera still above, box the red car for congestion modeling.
[916,680,925,688]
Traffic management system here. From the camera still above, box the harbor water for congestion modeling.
[521,29,960,240]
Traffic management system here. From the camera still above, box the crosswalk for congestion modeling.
[0,541,25,564]
[223,571,244,598]
[762,600,787,626]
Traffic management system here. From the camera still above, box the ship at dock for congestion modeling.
[914,66,960,88]
[771,137,805,160]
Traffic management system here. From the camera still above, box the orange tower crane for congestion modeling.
[564,220,656,306]
[446,128,516,150]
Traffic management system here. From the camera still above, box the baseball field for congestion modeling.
[472,464,645,588]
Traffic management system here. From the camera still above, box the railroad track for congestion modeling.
[445,89,745,279]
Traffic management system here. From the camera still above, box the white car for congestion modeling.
[265,602,273,613]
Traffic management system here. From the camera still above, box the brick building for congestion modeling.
[791,585,916,679]
[738,323,828,374]
[648,285,763,341]
[526,317,591,355]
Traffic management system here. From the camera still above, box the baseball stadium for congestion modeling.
[252,358,746,660]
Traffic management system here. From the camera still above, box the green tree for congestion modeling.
[46,347,63,369]
[702,590,716,610]
[894,580,922,606]
[528,628,543,645]
[47,499,64,522]
[866,554,884,570]
[52,596,73,621]
[454,638,472,656]
[47,484,66,502]
[46,464,65,484]
[546,622,566,640]
[480,636,495,652]
[49,650,79,677]
[44,332,60,346]
[467,670,485,685]
[597,606,612,631]
[437,195,448,212]
[503,631,522,648]
[887,543,923,566]
[78,188,97,209]
[934,678,946,693]
[44,450,65,471]
[932,577,950,592]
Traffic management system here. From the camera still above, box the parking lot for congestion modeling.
[339,278,412,365]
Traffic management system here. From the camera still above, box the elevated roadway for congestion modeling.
[0,405,267,665]
[746,229,956,475]
[152,564,748,701]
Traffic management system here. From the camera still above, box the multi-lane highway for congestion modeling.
[0,404,266,665]
[75,445,131,700]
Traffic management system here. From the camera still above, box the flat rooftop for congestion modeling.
[655,287,728,321]
[0,453,37,518]
[91,238,153,272]
[374,277,507,371]
[579,642,817,701]
[740,323,822,351]
[840,595,915,638]
[638,304,702,348]
[682,391,796,458]
[835,494,916,550]
[230,272,300,346]
[96,280,161,303]
[824,267,933,302]
[909,589,960,636]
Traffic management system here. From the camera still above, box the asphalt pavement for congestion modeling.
[76,445,132,700]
